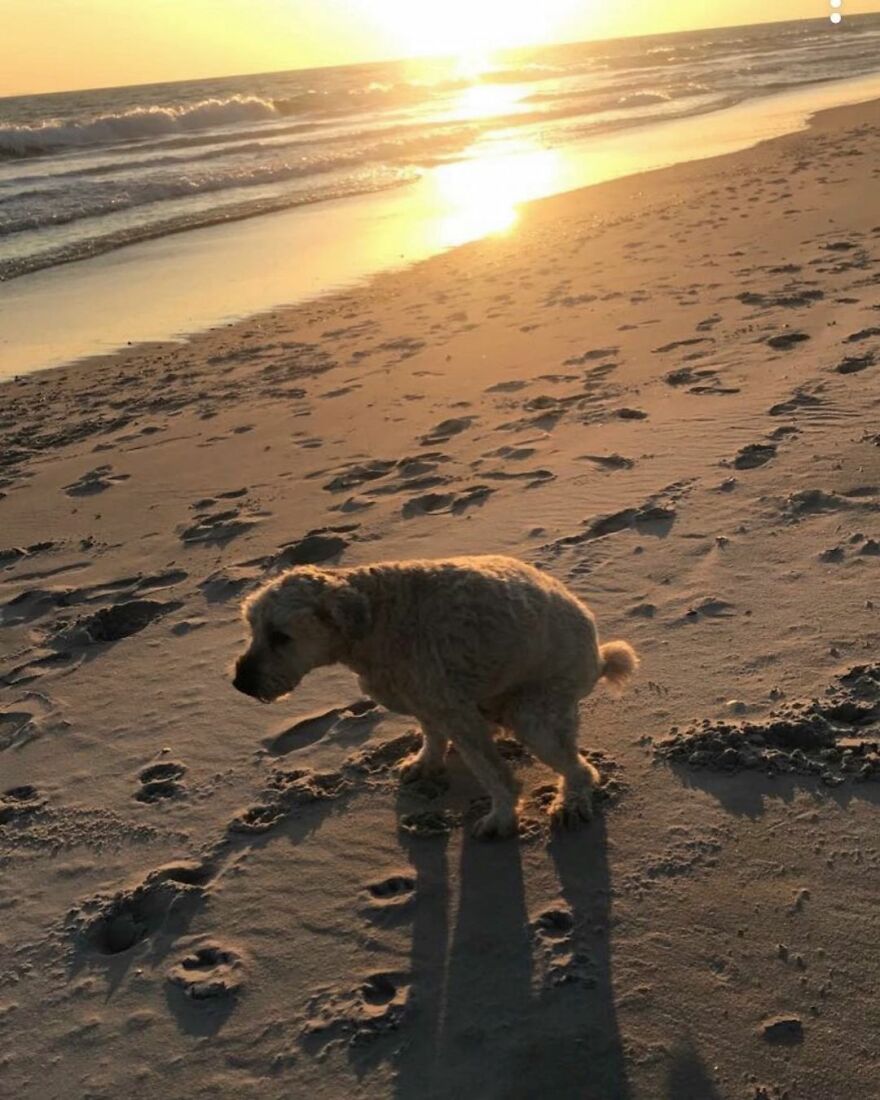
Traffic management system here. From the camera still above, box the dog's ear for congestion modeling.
[316,581,371,642]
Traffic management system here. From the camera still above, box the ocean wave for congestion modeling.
[617,91,672,107]
[0,140,275,195]
[0,80,487,160]
[0,154,414,236]
[0,95,285,157]
[0,172,417,281]
[0,121,496,236]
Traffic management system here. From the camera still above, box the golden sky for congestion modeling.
[3,0,879,97]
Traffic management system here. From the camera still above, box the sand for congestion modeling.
[1,94,879,1100]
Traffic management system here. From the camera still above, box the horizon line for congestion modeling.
[2,10,878,103]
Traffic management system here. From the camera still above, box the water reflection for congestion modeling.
[430,140,565,246]
[451,79,530,120]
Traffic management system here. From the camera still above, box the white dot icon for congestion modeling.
[830,11,842,21]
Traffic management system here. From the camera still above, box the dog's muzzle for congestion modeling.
[233,655,263,700]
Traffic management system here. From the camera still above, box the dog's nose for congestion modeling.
[233,657,258,697]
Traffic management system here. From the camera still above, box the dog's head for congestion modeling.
[233,566,370,702]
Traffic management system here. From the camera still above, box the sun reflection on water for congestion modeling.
[451,80,530,120]
[430,140,564,247]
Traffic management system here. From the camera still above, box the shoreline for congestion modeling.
[3,68,880,380]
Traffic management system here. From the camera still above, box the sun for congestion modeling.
[369,0,575,61]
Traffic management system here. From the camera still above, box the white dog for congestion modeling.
[234,555,638,837]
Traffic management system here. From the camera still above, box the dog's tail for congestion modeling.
[599,640,639,694]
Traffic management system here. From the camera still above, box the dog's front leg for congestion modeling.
[424,707,519,838]
[399,723,448,783]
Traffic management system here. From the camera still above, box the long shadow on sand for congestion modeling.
[665,1041,724,1100]
[393,815,631,1100]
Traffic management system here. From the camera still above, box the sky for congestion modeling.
[2,0,879,98]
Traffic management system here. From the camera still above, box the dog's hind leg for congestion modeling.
[504,690,598,828]
[400,723,449,783]
[425,707,519,838]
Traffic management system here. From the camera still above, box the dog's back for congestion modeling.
[349,554,604,700]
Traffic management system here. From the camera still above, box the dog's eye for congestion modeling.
[267,628,291,649]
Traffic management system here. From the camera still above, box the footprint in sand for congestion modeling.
[664,367,717,387]
[327,454,455,506]
[684,596,736,620]
[533,906,574,941]
[167,943,244,1000]
[778,487,879,521]
[72,598,183,643]
[4,571,188,631]
[70,861,212,956]
[192,489,249,509]
[329,495,375,514]
[844,327,880,344]
[577,453,634,471]
[766,331,810,350]
[733,442,777,470]
[0,541,59,567]
[485,380,528,394]
[547,501,677,552]
[402,485,494,518]
[179,505,259,545]
[199,529,356,602]
[497,392,587,433]
[0,784,44,825]
[652,338,712,354]
[320,459,397,493]
[530,905,596,987]
[360,873,417,922]
[63,466,130,497]
[768,387,824,417]
[483,445,537,460]
[135,760,188,803]
[419,417,474,446]
[262,699,381,756]
[481,468,555,487]
[321,385,361,399]
[199,562,264,603]
[737,289,823,309]
[300,973,410,1052]
[563,346,619,366]
[229,768,348,836]
[344,730,421,776]
[836,352,876,374]
[365,874,416,903]
[274,532,350,568]
[396,808,462,837]
[0,693,59,750]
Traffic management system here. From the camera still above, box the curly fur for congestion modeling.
[234,555,638,838]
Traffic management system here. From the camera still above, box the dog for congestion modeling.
[233,555,638,837]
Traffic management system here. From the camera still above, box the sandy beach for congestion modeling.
[1,90,879,1100]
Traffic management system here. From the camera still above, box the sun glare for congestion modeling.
[371,0,578,61]
[452,81,530,121]
[431,142,564,247]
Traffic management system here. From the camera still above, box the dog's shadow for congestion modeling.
[390,800,633,1100]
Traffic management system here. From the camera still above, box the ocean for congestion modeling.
[3,14,880,285]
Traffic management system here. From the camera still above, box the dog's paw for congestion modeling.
[472,809,518,840]
[398,754,446,784]
[549,790,594,829]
